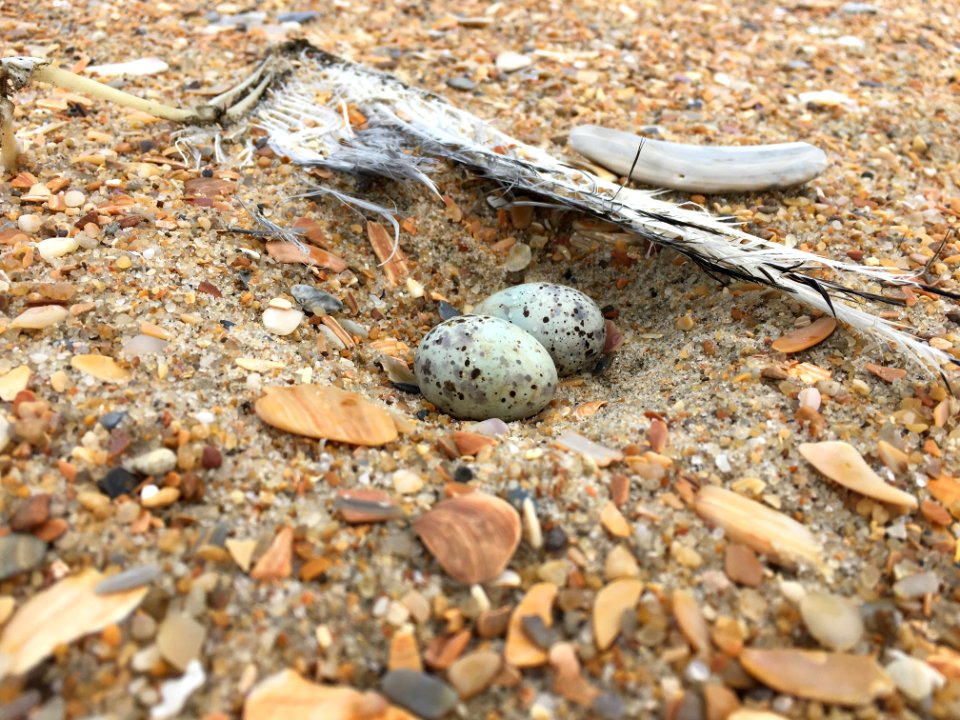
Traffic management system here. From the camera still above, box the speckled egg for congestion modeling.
[414,315,558,421]
[472,283,606,376]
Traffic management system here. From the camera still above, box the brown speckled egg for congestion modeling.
[472,283,606,376]
[414,315,557,421]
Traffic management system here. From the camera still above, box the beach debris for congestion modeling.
[87,57,170,77]
[255,385,398,445]
[593,579,643,650]
[739,647,893,706]
[0,365,30,401]
[569,124,827,193]
[414,316,557,421]
[243,669,413,720]
[473,283,606,376]
[555,432,624,467]
[70,354,132,383]
[693,485,824,570]
[799,441,918,509]
[262,297,305,335]
[0,569,147,677]
[414,494,521,584]
[151,659,205,719]
[505,582,557,667]
[291,284,342,315]
[772,318,837,353]
[799,592,864,651]
[10,305,68,330]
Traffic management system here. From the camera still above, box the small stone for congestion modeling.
[446,76,475,91]
[130,448,177,477]
[381,669,458,719]
[9,494,51,532]
[121,335,168,358]
[447,650,501,699]
[893,571,939,599]
[885,652,945,701]
[98,467,140,499]
[593,579,643,650]
[476,606,512,638]
[262,306,304,335]
[0,534,47,581]
[250,527,294,580]
[291,284,342,315]
[496,51,533,73]
[604,545,639,580]
[10,305,68,330]
[724,544,764,587]
[334,489,403,523]
[37,236,80,262]
[64,190,85,208]
[592,692,627,720]
[99,411,126,430]
[156,613,206,672]
[799,592,864,651]
[521,614,556,649]
[392,469,423,494]
[70,354,131,383]
[95,565,161,595]
[600,502,631,537]
[200,446,222,469]
[225,539,257,572]
[388,628,422,671]
[17,214,42,233]
[141,487,180,509]
[673,589,710,655]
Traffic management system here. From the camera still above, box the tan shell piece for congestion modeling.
[799,441,918,509]
[0,365,30,401]
[414,494,521,584]
[693,485,823,570]
[70,354,131,383]
[593,578,643,650]
[771,317,837,353]
[673,589,710,655]
[504,582,558,667]
[255,385,398,446]
[0,569,147,678]
[740,647,894,706]
[243,669,415,720]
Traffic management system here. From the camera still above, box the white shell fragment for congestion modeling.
[37,236,80,262]
[262,305,304,335]
[414,315,558,421]
[87,57,170,77]
[799,441,918,509]
[569,124,827,193]
[473,283,606,376]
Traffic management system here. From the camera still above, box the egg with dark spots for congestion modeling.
[473,283,606,376]
[414,315,558,421]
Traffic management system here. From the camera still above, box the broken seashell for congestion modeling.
[694,485,823,570]
[673,589,710,656]
[593,578,643,651]
[255,384,398,446]
[739,647,893,706]
[799,441,918,509]
[10,305,68,330]
[504,582,557,667]
[569,125,827,194]
[0,569,147,678]
[0,365,30,401]
[70,354,131,383]
[37,236,80,262]
[414,494,520,584]
[87,57,169,77]
[772,318,837,353]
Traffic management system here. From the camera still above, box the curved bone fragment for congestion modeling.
[569,124,827,194]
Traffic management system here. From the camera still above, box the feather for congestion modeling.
[198,42,957,376]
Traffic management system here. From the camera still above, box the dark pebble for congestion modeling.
[452,465,473,483]
[437,301,460,320]
[592,692,627,720]
[98,467,140,499]
[393,382,422,395]
[201,446,222,469]
[99,411,126,430]
[291,284,342,315]
[520,615,556,649]
[446,77,475,91]
[543,526,568,552]
[381,669,458,719]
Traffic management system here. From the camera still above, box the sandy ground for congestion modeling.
[1,0,959,718]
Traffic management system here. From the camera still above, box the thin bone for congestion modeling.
[569,124,827,194]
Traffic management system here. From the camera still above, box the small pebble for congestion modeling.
[885,651,945,701]
[95,564,162,595]
[381,669,459,719]
[99,411,126,430]
[17,213,42,234]
[447,77,475,91]
[9,494,51,532]
[37,236,80,262]
[262,305,304,335]
[496,51,533,74]
[156,613,206,671]
[64,190,86,208]
[799,592,864,651]
[98,467,140,499]
[392,469,424,494]
[0,534,47,581]
[447,650,501,699]
[291,284,342,314]
[130,448,177,477]
[893,571,939,599]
